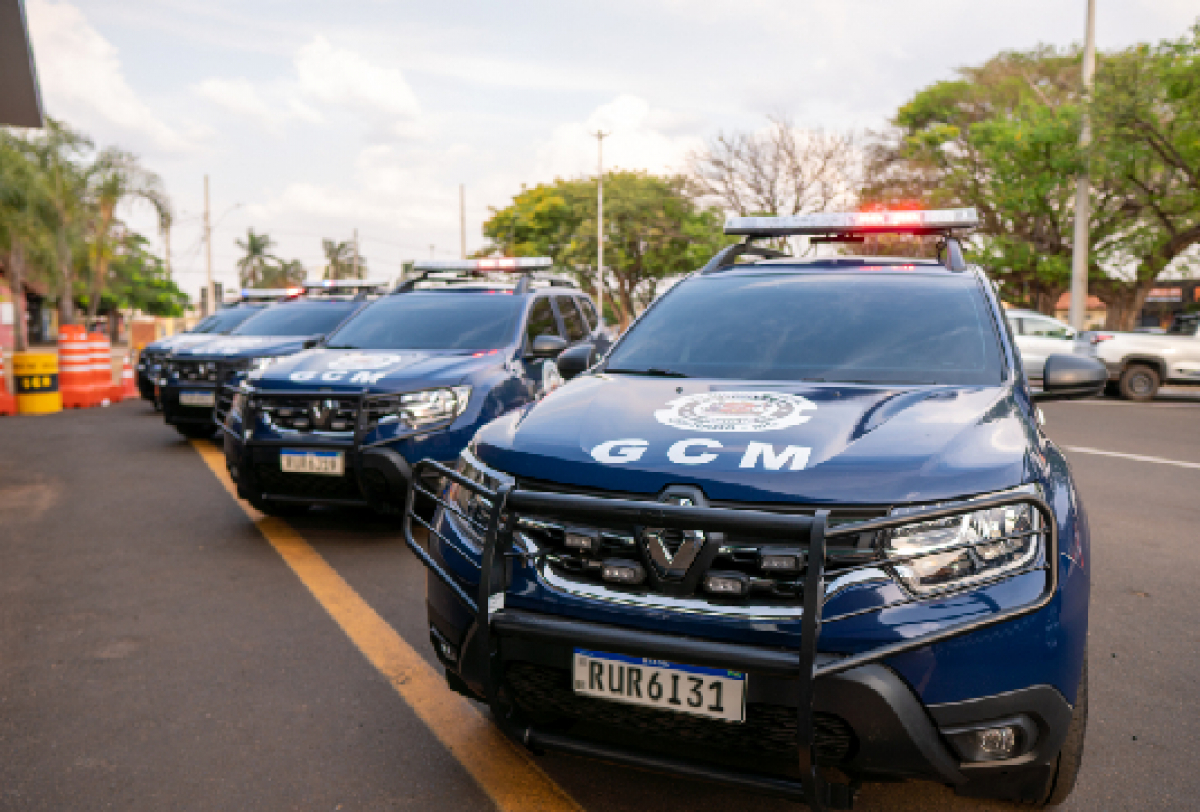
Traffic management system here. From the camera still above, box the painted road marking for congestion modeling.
[190,440,583,812]
[1065,446,1200,471]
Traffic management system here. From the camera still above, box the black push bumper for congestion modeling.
[403,459,1062,809]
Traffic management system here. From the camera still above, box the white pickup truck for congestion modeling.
[1076,314,1200,400]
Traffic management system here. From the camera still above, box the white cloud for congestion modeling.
[193,77,324,129]
[26,0,196,152]
[294,36,421,121]
[534,95,702,181]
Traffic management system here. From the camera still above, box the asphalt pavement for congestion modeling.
[1,394,1197,811]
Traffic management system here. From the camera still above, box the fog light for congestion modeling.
[565,530,597,552]
[976,727,1017,758]
[704,571,749,596]
[760,549,804,572]
[943,716,1035,763]
[601,559,645,585]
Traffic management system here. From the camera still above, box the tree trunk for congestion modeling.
[88,255,109,324]
[1100,281,1153,332]
[8,244,28,352]
[57,230,75,326]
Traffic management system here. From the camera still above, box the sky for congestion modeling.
[21,0,1200,301]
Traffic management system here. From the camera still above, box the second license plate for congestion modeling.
[179,391,215,407]
[573,649,746,722]
[280,450,345,476]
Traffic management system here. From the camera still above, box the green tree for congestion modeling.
[483,171,729,329]
[322,238,366,280]
[1089,23,1200,329]
[85,147,171,323]
[235,228,278,288]
[866,47,1126,313]
[0,133,55,350]
[262,258,307,288]
[103,233,188,317]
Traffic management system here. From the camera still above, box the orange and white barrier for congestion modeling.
[59,325,94,408]
[0,355,15,416]
[89,332,111,407]
[116,354,135,401]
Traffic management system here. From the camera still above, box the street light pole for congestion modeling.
[592,130,609,323]
[1068,0,1097,330]
[204,174,214,317]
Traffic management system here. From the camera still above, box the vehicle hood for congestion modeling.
[144,333,214,354]
[473,375,1039,505]
[172,334,317,360]
[248,348,505,392]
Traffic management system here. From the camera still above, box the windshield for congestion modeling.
[196,307,260,334]
[325,293,522,350]
[604,273,1004,385]
[231,302,358,337]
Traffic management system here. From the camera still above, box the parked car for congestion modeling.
[135,305,265,408]
[1076,312,1200,400]
[1005,309,1076,380]
[160,290,373,438]
[221,259,610,517]
[405,209,1106,809]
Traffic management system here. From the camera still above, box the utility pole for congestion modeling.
[352,228,359,279]
[204,174,214,317]
[592,130,609,322]
[1068,0,1097,330]
[460,184,467,259]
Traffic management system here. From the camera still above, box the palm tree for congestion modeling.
[236,229,278,288]
[322,238,366,280]
[260,258,307,288]
[27,120,93,326]
[0,133,55,350]
[86,147,171,323]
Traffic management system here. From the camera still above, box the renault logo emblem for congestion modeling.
[309,399,338,430]
[641,491,708,580]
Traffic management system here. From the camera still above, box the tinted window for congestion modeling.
[604,273,1003,385]
[1167,317,1198,336]
[231,302,358,337]
[578,297,598,331]
[324,294,522,350]
[556,296,586,342]
[199,307,261,334]
[526,298,559,345]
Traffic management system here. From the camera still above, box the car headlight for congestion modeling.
[379,386,471,429]
[884,501,1041,596]
[444,449,511,548]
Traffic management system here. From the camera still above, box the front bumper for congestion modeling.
[160,383,218,426]
[404,460,1066,809]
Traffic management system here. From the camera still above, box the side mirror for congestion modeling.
[1034,354,1107,400]
[529,334,568,358]
[556,342,596,380]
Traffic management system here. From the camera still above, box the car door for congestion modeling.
[523,296,565,398]
[1016,315,1075,378]
[553,295,588,346]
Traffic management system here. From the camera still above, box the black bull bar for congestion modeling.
[402,459,1057,810]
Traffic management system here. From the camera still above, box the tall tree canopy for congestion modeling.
[322,238,366,280]
[482,171,729,329]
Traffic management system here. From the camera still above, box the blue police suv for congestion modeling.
[404,210,1107,809]
[221,259,608,517]
[136,304,266,408]
[161,284,378,439]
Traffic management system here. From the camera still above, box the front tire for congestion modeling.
[1040,652,1088,806]
[1118,364,1159,401]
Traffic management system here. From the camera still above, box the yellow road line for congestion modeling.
[190,440,583,812]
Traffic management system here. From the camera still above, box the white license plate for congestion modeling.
[573,649,746,722]
[179,391,215,407]
[280,450,345,476]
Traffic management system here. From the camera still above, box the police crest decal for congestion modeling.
[654,391,816,433]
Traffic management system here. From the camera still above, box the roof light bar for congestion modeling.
[724,208,978,236]
[302,279,389,290]
[410,257,553,273]
[237,288,304,299]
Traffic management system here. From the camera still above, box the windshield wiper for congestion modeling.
[606,367,690,378]
[322,344,361,350]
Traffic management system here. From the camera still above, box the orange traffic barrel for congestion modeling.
[90,332,113,406]
[120,354,137,399]
[13,352,62,415]
[59,325,94,408]
[0,354,15,416]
